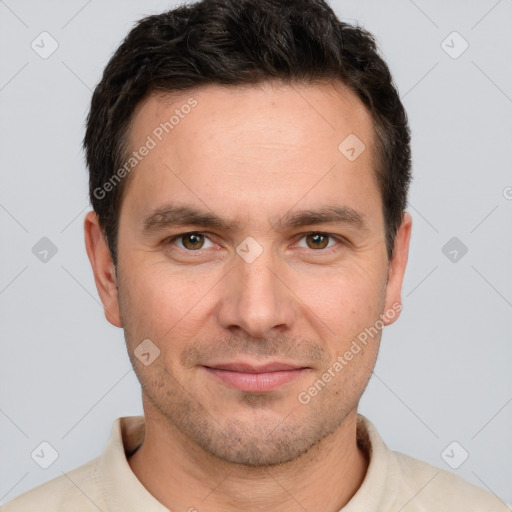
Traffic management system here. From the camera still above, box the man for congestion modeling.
[3,0,505,510]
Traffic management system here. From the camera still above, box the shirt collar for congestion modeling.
[98,416,170,511]
[342,414,395,510]
[97,413,395,511]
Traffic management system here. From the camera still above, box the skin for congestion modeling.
[85,81,411,512]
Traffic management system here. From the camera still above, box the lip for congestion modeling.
[203,361,310,393]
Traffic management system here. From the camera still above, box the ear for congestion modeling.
[383,212,412,326]
[84,211,123,327]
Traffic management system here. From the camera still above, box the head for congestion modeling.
[84,0,412,466]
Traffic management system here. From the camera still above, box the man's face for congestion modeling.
[95,82,410,466]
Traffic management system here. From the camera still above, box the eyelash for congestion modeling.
[163,231,345,253]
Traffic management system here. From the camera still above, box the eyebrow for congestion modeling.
[141,204,367,234]
[276,206,366,231]
[142,205,237,233]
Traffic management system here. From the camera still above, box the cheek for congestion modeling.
[293,260,387,332]
[119,256,222,345]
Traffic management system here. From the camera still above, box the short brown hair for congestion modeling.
[84,0,411,265]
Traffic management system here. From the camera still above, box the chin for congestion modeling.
[182,412,339,468]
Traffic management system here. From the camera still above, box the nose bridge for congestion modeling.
[240,252,276,297]
[217,242,293,337]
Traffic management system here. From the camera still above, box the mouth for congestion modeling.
[202,361,311,393]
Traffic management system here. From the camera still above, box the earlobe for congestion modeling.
[383,212,412,326]
[84,211,123,328]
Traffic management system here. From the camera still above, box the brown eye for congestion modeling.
[181,233,205,250]
[305,233,329,249]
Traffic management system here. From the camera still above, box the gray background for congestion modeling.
[1,0,511,507]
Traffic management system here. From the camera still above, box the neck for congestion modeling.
[128,405,368,512]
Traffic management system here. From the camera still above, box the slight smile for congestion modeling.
[203,362,311,393]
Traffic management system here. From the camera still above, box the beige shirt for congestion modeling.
[2,414,506,511]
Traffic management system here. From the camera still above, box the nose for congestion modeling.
[216,250,296,339]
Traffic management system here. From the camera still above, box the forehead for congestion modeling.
[121,81,381,228]
[130,81,374,149]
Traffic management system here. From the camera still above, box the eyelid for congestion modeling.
[164,231,216,250]
[293,232,345,251]
[163,231,348,251]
